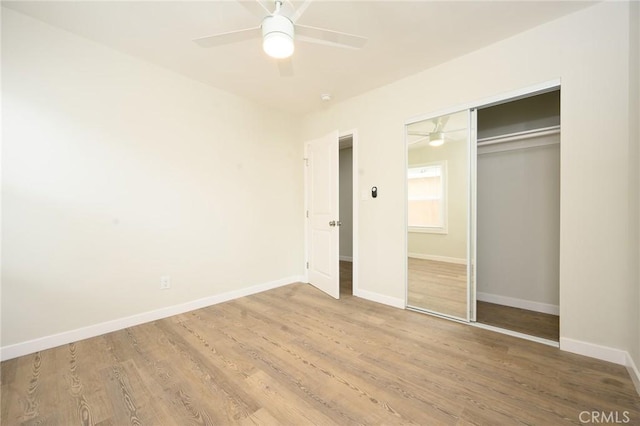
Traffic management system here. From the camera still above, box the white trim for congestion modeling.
[339,255,353,262]
[477,292,559,315]
[403,119,409,306]
[405,79,561,126]
[408,253,467,265]
[473,322,559,347]
[560,338,640,394]
[560,337,628,365]
[469,108,478,322]
[626,353,640,396]
[408,226,447,234]
[340,128,359,297]
[0,276,302,361]
[354,288,405,309]
[407,305,468,324]
[303,141,310,283]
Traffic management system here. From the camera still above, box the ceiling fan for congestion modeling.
[193,0,367,76]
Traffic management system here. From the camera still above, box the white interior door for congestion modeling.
[305,130,340,299]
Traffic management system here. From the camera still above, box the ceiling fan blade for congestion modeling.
[408,135,430,145]
[279,0,297,18]
[296,25,367,49]
[277,57,294,77]
[290,0,313,23]
[411,128,466,137]
[237,0,271,19]
[193,27,261,48]
[439,127,468,134]
[433,115,450,132]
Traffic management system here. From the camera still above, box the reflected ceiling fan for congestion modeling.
[193,0,367,76]
[408,116,451,147]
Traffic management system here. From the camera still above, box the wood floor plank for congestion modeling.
[477,301,559,341]
[2,282,639,425]
[239,407,281,426]
[408,257,468,318]
[243,370,338,425]
[152,320,260,423]
[198,313,366,424]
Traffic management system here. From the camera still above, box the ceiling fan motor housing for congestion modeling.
[262,14,295,58]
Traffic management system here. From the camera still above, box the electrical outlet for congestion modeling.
[160,275,171,290]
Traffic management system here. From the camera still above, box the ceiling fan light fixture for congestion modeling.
[429,132,445,147]
[262,15,295,59]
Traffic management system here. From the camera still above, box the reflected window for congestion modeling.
[408,162,447,233]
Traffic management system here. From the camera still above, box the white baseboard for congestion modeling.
[0,275,304,361]
[560,338,640,396]
[477,292,559,315]
[560,337,628,365]
[626,352,640,396]
[407,253,466,264]
[339,256,353,262]
[354,288,405,309]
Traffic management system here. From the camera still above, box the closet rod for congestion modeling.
[477,125,560,147]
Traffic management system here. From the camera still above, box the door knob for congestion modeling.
[329,220,336,227]
[336,221,342,227]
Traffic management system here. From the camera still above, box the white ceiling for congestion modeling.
[2,0,596,115]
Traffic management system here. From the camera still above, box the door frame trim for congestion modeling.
[340,129,359,296]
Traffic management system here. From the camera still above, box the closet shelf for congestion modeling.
[477,125,560,147]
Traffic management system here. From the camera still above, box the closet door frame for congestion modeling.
[404,79,561,327]
[405,108,473,322]
[469,109,478,322]
[471,83,561,347]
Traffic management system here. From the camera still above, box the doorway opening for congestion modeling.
[475,89,560,342]
[339,134,354,297]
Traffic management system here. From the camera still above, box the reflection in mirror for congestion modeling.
[406,110,469,320]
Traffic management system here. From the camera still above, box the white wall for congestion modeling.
[301,1,638,359]
[1,9,304,349]
[339,147,353,260]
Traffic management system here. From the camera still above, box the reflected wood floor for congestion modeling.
[477,301,560,342]
[407,257,468,318]
[2,283,639,425]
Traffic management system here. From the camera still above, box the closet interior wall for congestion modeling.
[476,91,561,317]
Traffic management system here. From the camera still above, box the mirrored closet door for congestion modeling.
[406,109,474,321]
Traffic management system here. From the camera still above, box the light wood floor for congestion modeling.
[340,260,353,297]
[477,301,560,342]
[407,257,468,319]
[408,258,560,341]
[2,283,639,425]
